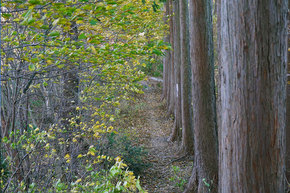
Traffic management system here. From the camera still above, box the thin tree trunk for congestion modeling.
[169,0,182,142]
[184,0,218,192]
[167,0,175,116]
[162,1,170,101]
[215,0,221,156]
[219,1,288,192]
[180,0,194,154]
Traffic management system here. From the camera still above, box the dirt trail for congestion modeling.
[129,81,192,193]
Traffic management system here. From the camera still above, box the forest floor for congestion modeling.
[117,79,193,193]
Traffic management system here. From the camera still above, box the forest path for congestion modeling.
[127,80,192,193]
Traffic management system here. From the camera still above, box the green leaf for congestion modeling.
[28,0,41,5]
[48,31,60,37]
[2,13,12,19]
[40,25,49,30]
[27,17,36,25]
[136,177,145,192]
[29,64,36,71]
[89,19,98,25]
[43,81,48,87]
[78,33,87,40]
[22,10,32,18]
[52,18,60,26]
[202,178,210,187]
[57,64,64,69]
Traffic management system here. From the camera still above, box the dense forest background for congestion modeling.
[0,0,289,193]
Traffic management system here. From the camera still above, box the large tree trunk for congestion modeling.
[184,0,218,192]
[219,1,288,192]
[180,0,194,154]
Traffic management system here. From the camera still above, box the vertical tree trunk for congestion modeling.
[169,0,182,142]
[215,0,221,146]
[219,1,288,192]
[286,23,290,183]
[180,0,194,154]
[167,0,175,116]
[162,1,170,101]
[184,0,218,192]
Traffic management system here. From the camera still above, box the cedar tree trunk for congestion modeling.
[184,0,218,192]
[219,0,288,192]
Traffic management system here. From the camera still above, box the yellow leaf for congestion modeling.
[115,156,121,162]
[47,60,53,65]
[91,45,97,54]
[64,154,70,160]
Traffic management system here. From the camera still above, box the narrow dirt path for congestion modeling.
[128,81,192,193]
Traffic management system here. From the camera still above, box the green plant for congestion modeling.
[0,150,9,190]
[202,178,213,192]
[169,165,187,191]
[107,133,150,175]
[140,56,164,78]
[19,157,147,193]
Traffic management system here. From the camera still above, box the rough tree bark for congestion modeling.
[184,0,218,192]
[219,0,288,192]
[180,0,194,154]
[286,22,290,184]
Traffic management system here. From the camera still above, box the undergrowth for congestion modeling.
[107,133,150,176]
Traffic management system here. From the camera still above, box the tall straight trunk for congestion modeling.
[184,0,218,192]
[286,23,290,182]
[162,1,170,100]
[180,0,193,154]
[167,0,175,115]
[169,0,182,142]
[219,1,288,192]
[215,0,221,143]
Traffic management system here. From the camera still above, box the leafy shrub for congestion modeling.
[17,157,147,193]
[140,60,163,78]
[107,133,150,175]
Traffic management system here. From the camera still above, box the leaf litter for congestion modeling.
[117,79,193,193]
